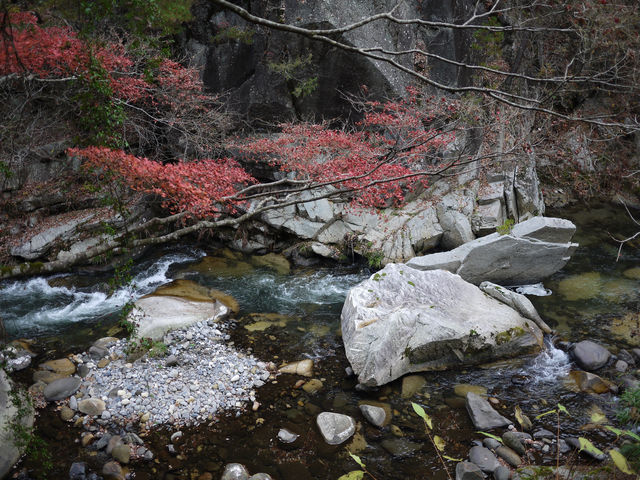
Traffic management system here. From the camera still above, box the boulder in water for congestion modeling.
[341,265,544,386]
[407,216,578,285]
[130,293,229,341]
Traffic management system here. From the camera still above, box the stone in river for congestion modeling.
[359,404,387,427]
[78,398,106,416]
[454,461,484,480]
[465,392,512,430]
[111,444,131,464]
[571,340,611,371]
[454,384,487,398]
[495,445,522,467]
[40,358,76,375]
[279,359,313,377]
[43,377,81,401]
[401,375,427,398]
[468,446,500,473]
[221,463,250,480]
[102,460,124,480]
[502,431,526,455]
[316,412,356,445]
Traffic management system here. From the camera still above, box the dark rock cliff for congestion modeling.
[183,0,476,122]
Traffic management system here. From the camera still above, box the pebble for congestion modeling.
[70,321,270,428]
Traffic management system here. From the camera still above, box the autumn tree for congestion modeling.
[2,0,639,277]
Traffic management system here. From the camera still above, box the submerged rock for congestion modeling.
[407,216,578,285]
[455,461,484,480]
[221,463,250,480]
[341,265,544,386]
[279,359,313,377]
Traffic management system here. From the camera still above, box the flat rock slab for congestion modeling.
[341,265,544,386]
[407,216,578,285]
[131,294,228,341]
[43,376,81,401]
[466,392,512,430]
[316,412,356,445]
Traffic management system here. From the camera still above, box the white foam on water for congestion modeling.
[524,337,571,383]
[512,283,552,296]
[0,249,205,335]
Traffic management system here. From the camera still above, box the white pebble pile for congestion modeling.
[74,320,271,427]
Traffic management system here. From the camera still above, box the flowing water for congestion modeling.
[1,203,639,479]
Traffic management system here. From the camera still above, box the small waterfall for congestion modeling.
[526,336,571,383]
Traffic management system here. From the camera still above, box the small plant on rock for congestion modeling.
[496,218,515,235]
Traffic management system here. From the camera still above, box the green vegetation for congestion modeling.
[338,452,378,480]
[617,387,640,426]
[212,26,255,45]
[0,160,13,179]
[471,16,504,63]
[75,53,126,148]
[496,218,515,236]
[268,53,318,98]
[5,389,52,477]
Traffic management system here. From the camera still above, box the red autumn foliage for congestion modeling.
[0,11,204,108]
[70,91,457,218]
[235,92,456,208]
[70,146,256,218]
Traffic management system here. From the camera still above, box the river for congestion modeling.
[1,203,638,479]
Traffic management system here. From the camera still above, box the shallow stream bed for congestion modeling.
[1,203,639,480]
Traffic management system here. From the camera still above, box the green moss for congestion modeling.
[0,265,13,275]
[495,327,526,345]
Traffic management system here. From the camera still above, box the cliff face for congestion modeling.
[184,0,476,121]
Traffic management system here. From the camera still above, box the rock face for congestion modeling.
[130,294,229,341]
[407,216,578,285]
[0,370,35,479]
[341,264,544,386]
[188,0,475,121]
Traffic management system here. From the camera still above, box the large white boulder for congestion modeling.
[407,216,577,285]
[341,265,544,386]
